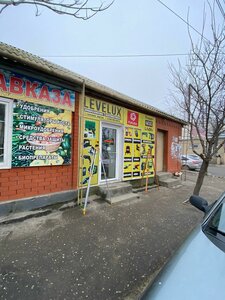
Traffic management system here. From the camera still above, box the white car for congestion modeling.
[181,154,202,170]
[140,191,225,300]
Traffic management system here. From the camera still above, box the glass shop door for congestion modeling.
[100,123,122,182]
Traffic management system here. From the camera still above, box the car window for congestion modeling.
[203,197,225,252]
[181,156,188,161]
[189,155,199,159]
[207,201,225,234]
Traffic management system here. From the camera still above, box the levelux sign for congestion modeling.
[0,69,75,111]
[84,97,124,123]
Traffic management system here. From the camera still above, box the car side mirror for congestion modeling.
[189,195,209,213]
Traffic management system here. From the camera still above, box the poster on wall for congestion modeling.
[140,136,154,177]
[12,100,72,167]
[123,127,141,178]
[123,127,133,178]
[123,110,156,180]
[133,129,141,177]
[80,119,99,186]
[140,114,155,177]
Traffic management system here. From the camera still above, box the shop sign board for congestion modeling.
[0,69,75,111]
[12,100,72,167]
[127,110,139,126]
[84,97,124,124]
[80,98,156,186]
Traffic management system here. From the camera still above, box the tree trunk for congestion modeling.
[193,160,209,195]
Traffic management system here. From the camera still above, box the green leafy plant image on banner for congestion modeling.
[12,100,72,167]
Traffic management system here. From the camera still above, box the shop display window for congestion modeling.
[0,98,12,169]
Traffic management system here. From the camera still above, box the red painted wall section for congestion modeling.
[156,117,182,173]
[0,94,79,202]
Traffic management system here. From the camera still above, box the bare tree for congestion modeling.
[170,4,225,195]
[0,0,114,20]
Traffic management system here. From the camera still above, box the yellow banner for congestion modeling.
[80,99,156,185]
[123,110,156,180]
[84,97,124,124]
[79,119,99,186]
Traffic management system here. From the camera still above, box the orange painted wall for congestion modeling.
[156,117,182,173]
[0,93,79,202]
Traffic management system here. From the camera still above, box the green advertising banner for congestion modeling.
[12,100,72,167]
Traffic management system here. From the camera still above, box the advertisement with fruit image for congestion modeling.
[12,100,72,167]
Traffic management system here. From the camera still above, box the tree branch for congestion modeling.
[0,0,114,19]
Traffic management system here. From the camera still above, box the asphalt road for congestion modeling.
[0,173,224,300]
[208,164,225,178]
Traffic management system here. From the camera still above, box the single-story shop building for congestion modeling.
[0,42,185,215]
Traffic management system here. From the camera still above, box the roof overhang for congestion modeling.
[0,42,187,126]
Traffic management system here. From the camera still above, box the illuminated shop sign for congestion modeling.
[0,69,75,111]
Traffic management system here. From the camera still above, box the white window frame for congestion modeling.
[0,97,13,169]
[99,122,123,183]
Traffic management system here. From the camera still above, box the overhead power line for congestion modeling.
[155,0,211,43]
[42,53,189,58]
[41,1,222,60]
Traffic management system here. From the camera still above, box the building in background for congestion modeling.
[181,126,225,165]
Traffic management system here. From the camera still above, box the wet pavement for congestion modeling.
[0,172,224,300]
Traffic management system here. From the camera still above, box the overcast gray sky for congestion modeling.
[0,0,223,112]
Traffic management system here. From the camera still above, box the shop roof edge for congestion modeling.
[0,42,186,125]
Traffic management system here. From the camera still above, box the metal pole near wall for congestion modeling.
[82,148,97,215]
[77,80,86,206]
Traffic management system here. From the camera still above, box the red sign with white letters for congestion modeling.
[127,111,139,126]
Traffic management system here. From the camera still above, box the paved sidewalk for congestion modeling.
[208,164,225,178]
[0,173,224,300]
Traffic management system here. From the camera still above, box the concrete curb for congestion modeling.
[0,200,80,225]
[0,209,53,225]
[0,190,77,217]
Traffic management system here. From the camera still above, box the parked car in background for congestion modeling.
[181,154,202,170]
[140,191,225,300]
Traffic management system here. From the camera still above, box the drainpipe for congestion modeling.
[77,79,86,205]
